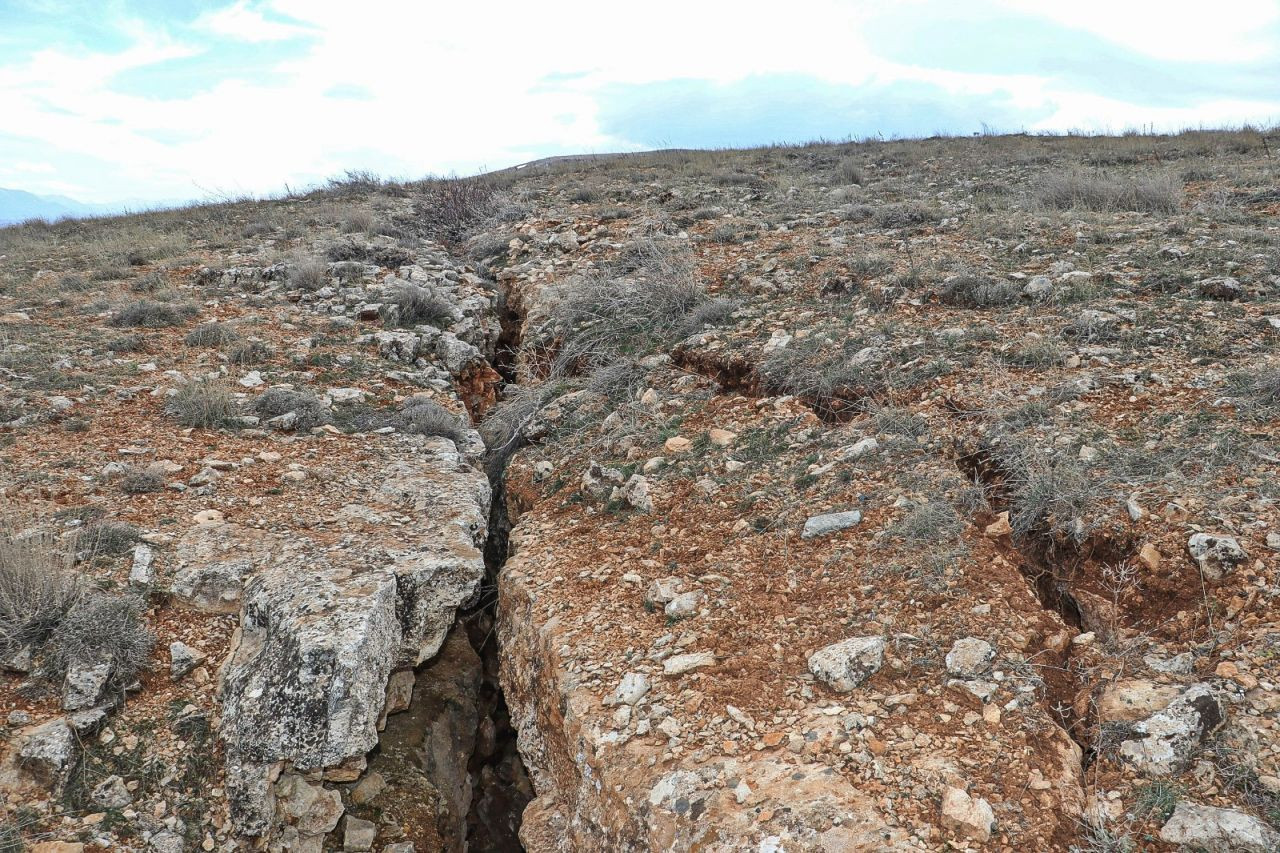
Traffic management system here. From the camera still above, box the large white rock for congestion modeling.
[945,638,995,678]
[807,636,885,692]
[1118,683,1224,776]
[1187,533,1248,580]
[1160,801,1280,852]
[218,445,490,840]
[941,787,996,843]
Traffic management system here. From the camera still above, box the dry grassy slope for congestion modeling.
[0,129,1276,852]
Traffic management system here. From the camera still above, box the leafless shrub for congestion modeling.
[45,591,153,693]
[251,387,330,429]
[341,209,375,234]
[399,398,468,444]
[1227,367,1280,416]
[225,338,272,366]
[409,177,506,244]
[109,298,198,328]
[889,501,963,543]
[0,529,79,655]
[168,380,237,428]
[479,382,560,473]
[759,337,887,420]
[1034,170,1181,213]
[130,269,168,293]
[836,156,863,184]
[382,283,456,328]
[288,258,329,291]
[874,202,934,228]
[241,220,275,239]
[939,274,1020,308]
[183,322,239,348]
[106,333,147,353]
[58,273,92,293]
[325,169,384,195]
[79,520,142,557]
[989,439,1104,546]
[1000,339,1066,368]
[545,240,724,374]
[119,466,164,494]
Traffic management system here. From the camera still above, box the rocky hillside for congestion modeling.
[1,130,1279,852]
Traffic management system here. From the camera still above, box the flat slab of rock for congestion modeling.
[1160,801,1280,852]
[217,442,490,841]
[801,510,862,539]
[807,636,885,692]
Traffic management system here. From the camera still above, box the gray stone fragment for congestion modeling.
[808,636,885,692]
[343,815,377,851]
[169,641,205,679]
[129,544,155,588]
[801,510,862,539]
[18,718,77,788]
[1187,532,1248,580]
[92,774,133,808]
[945,638,995,679]
[63,661,112,711]
[664,590,704,620]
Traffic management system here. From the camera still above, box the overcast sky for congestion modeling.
[2,0,1278,205]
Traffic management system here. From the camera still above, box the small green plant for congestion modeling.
[1134,781,1180,822]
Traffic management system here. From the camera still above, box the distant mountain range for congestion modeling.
[0,187,136,226]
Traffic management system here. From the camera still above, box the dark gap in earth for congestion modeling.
[460,275,531,851]
[953,447,1094,754]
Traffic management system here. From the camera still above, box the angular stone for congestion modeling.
[1097,679,1181,723]
[801,510,862,539]
[91,774,132,808]
[343,815,377,851]
[1160,801,1279,852]
[945,638,995,679]
[607,672,650,706]
[663,590,704,620]
[808,636,885,692]
[1187,533,1248,580]
[644,577,683,608]
[169,641,205,679]
[129,544,156,588]
[217,450,489,838]
[663,652,715,675]
[63,661,112,711]
[18,718,77,789]
[941,787,996,843]
[1118,683,1225,776]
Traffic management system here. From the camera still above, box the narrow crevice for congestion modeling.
[954,448,1093,754]
[460,275,532,852]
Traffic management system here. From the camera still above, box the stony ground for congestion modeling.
[2,130,1279,851]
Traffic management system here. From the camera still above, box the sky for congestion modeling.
[0,0,1277,206]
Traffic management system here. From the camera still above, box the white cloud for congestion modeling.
[0,0,1277,203]
[996,0,1280,62]
[193,1,311,43]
